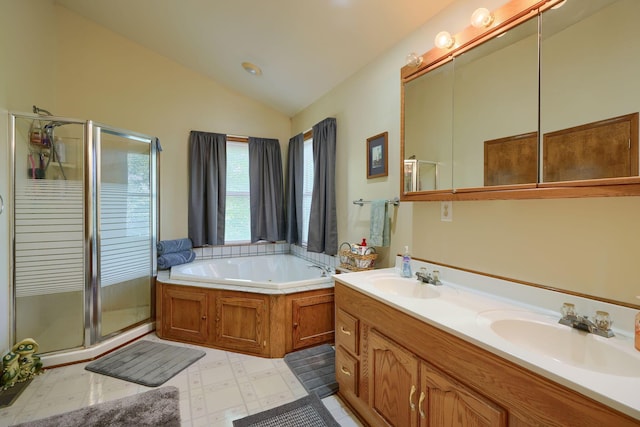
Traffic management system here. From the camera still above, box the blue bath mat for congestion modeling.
[284,344,338,398]
[85,340,205,387]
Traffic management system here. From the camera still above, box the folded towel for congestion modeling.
[369,199,390,247]
[157,250,196,270]
[157,238,193,255]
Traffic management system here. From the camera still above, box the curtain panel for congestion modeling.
[285,133,304,245]
[249,137,286,242]
[188,131,227,246]
[308,118,338,255]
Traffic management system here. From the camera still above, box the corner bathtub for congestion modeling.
[158,254,336,357]
[169,254,332,290]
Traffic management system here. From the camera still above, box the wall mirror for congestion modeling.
[401,0,640,201]
[403,60,453,192]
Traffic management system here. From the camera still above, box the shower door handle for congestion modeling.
[0,194,3,215]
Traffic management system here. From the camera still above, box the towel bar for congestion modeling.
[353,197,399,206]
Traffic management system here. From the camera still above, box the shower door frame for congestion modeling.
[88,121,158,345]
[9,112,158,352]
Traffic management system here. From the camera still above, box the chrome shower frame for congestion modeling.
[9,111,158,354]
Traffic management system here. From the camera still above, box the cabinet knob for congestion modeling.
[409,385,417,411]
[340,366,351,376]
[201,315,207,320]
[340,326,352,336]
[418,391,426,419]
[293,322,299,328]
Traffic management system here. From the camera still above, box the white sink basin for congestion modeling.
[370,276,441,299]
[478,310,640,377]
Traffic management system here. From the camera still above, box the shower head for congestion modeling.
[32,105,53,116]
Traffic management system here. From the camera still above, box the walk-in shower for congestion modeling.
[9,110,158,357]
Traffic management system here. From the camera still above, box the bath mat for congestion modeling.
[85,340,205,387]
[284,344,338,398]
[0,379,32,409]
[233,393,340,427]
[10,386,180,427]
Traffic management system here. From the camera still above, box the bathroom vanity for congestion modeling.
[334,264,640,426]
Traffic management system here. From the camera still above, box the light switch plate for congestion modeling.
[441,201,452,222]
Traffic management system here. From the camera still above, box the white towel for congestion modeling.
[369,200,390,247]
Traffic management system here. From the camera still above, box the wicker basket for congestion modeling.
[339,242,377,271]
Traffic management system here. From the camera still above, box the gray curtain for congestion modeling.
[249,137,285,242]
[188,131,227,246]
[285,133,304,244]
[307,118,338,255]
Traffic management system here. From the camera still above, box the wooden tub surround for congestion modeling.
[156,279,334,358]
[334,269,640,426]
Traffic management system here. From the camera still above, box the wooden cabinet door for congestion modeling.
[291,292,335,350]
[368,329,420,427]
[161,285,209,342]
[420,361,506,427]
[215,293,268,355]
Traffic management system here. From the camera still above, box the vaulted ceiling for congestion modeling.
[56,0,456,116]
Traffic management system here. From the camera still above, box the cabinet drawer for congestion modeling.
[336,308,359,355]
[336,347,359,396]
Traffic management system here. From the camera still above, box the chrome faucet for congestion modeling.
[415,268,442,286]
[558,303,614,338]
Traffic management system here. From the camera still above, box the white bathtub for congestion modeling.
[169,254,333,290]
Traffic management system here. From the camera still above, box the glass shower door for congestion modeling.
[12,114,86,353]
[95,126,156,339]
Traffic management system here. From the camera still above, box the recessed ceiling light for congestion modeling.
[241,62,262,76]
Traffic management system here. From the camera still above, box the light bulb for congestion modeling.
[434,31,455,49]
[405,52,423,67]
[471,8,494,28]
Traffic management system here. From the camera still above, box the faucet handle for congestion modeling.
[561,302,577,318]
[594,310,612,330]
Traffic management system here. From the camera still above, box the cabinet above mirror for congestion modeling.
[401,0,640,201]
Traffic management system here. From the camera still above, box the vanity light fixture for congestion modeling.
[241,61,262,76]
[405,52,423,67]
[470,7,494,28]
[434,31,455,49]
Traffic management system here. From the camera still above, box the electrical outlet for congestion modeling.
[441,201,452,222]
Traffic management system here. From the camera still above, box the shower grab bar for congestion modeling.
[353,197,399,206]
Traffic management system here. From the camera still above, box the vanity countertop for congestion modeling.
[334,261,640,421]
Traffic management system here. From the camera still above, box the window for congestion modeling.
[225,141,250,243]
[301,136,314,246]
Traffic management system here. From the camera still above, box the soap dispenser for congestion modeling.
[401,246,412,278]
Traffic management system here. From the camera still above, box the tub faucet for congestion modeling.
[558,303,614,338]
[308,264,332,277]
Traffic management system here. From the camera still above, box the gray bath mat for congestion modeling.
[233,393,340,427]
[10,386,180,427]
[0,379,32,409]
[85,340,205,387]
[284,344,338,398]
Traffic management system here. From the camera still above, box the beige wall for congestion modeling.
[292,0,640,307]
[53,5,292,240]
[0,0,60,354]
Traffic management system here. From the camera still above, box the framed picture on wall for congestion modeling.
[366,131,388,179]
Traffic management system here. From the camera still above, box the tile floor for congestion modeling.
[0,334,363,427]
